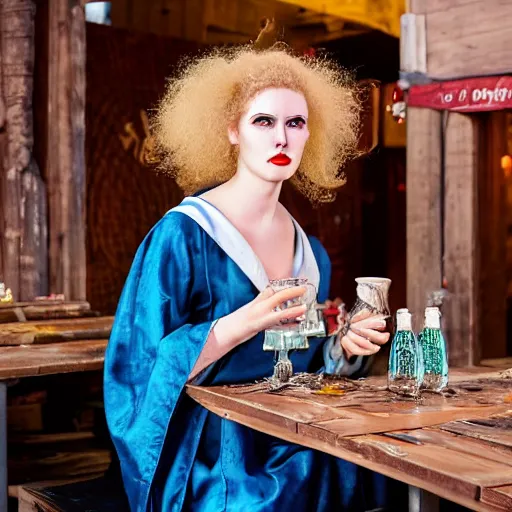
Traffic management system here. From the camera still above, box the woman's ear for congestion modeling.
[228,125,239,145]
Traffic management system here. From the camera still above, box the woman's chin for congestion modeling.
[252,167,298,184]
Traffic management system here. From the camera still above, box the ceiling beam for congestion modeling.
[277,0,404,38]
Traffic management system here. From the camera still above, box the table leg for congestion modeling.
[409,485,440,512]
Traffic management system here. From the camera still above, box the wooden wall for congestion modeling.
[410,0,512,80]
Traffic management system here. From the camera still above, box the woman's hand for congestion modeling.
[190,286,307,380]
[215,286,308,348]
[340,309,390,359]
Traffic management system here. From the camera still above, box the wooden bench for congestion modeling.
[18,473,129,512]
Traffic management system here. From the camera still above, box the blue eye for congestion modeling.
[253,116,273,127]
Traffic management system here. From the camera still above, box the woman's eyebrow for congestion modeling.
[249,113,276,119]
[248,113,308,120]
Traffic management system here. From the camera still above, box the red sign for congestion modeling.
[407,76,512,112]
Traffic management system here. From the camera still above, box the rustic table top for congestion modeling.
[0,339,108,380]
[187,366,512,512]
[0,300,111,379]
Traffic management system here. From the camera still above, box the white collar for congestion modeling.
[169,196,320,293]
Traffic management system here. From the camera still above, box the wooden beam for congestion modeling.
[443,112,479,366]
[419,1,512,79]
[1,0,47,301]
[0,0,22,299]
[278,0,403,38]
[47,0,86,300]
[0,1,7,290]
[406,107,443,332]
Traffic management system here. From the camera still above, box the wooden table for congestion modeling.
[0,300,112,510]
[187,367,512,512]
[0,339,108,511]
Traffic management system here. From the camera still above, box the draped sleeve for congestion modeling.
[103,212,216,511]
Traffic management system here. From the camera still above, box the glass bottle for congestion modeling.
[419,306,449,391]
[388,308,423,396]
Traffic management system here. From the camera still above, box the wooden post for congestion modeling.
[443,113,479,367]
[0,1,6,289]
[0,0,48,301]
[406,107,443,331]
[47,0,86,300]
[0,0,21,299]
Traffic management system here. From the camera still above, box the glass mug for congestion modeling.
[263,277,322,352]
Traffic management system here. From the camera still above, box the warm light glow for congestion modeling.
[502,155,512,177]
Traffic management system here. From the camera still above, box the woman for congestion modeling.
[104,45,392,511]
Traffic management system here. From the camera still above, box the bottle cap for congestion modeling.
[396,308,412,331]
[424,307,441,329]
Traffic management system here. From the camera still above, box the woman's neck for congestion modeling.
[218,169,283,229]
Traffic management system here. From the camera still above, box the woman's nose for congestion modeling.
[274,124,287,148]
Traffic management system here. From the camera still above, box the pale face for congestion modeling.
[229,88,310,183]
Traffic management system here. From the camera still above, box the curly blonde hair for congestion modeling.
[153,45,361,202]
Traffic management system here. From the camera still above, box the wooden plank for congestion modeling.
[408,0,428,14]
[0,300,92,323]
[0,339,107,379]
[0,316,113,345]
[188,389,506,512]
[406,107,442,332]
[439,418,512,449]
[481,485,512,511]
[12,473,102,499]
[443,112,479,366]
[301,404,510,440]
[410,0,495,14]
[338,433,512,497]
[47,0,86,300]
[425,2,512,79]
[188,382,511,438]
[395,428,512,467]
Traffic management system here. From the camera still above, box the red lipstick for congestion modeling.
[268,153,292,166]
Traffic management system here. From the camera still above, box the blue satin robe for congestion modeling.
[104,198,390,512]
